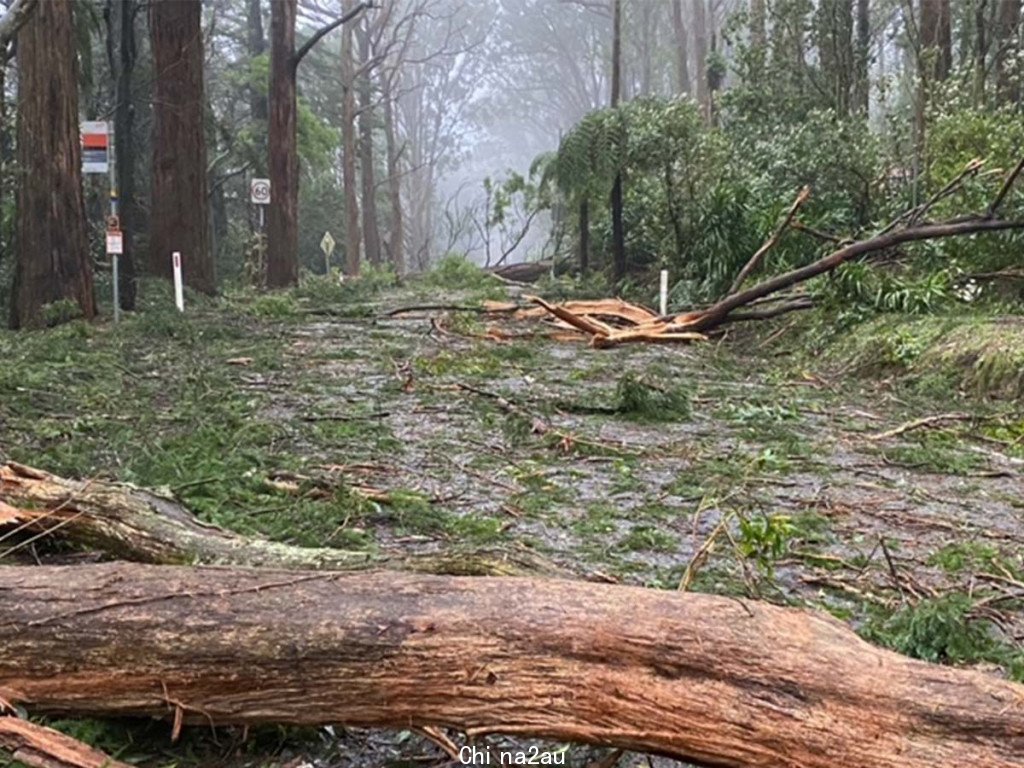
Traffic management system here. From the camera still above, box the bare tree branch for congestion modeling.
[0,0,38,63]
[292,1,372,69]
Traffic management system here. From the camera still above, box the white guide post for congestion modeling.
[659,269,668,316]
[172,252,184,312]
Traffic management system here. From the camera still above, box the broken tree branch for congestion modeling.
[987,156,1024,218]
[0,716,131,768]
[0,462,565,578]
[685,214,1024,333]
[292,2,371,69]
[728,186,810,295]
[1,563,1022,768]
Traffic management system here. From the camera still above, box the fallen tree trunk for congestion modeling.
[489,260,551,284]
[0,462,563,577]
[522,158,1024,346]
[0,716,131,768]
[1,564,1022,768]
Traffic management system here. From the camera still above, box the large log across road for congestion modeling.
[1,563,1022,768]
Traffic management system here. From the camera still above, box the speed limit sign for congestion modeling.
[250,178,271,205]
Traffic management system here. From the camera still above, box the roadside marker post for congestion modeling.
[172,252,184,312]
[320,230,336,275]
[106,213,124,323]
[660,270,669,316]
[83,120,122,322]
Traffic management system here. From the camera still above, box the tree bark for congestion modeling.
[148,0,214,295]
[247,0,268,124]
[111,0,138,311]
[610,0,625,283]
[357,17,381,266]
[341,0,362,276]
[692,0,710,121]
[815,0,855,115]
[0,717,131,768]
[919,0,953,82]
[854,0,870,114]
[670,0,690,94]
[994,0,1022,103]
[578,197,589,275]
[381,68,405,275]
[0,0,40,277]
[750,0,767,54]
[0,0,39,59]
[1,563,1023,768]
[9,0,96,330]
[266,0,299,288]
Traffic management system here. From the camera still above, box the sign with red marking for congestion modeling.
[106,231,123,255]
[82,121,109,174]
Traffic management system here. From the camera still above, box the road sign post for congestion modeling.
[106,215,124,323]
[84,121,122,322]
[250,178,271,231]
[320,231,336,275]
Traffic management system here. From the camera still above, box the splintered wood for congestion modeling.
[482,296,706,347]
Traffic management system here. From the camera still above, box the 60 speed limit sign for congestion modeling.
[250,178,271,205]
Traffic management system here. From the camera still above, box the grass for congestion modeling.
[801,312,1024,399]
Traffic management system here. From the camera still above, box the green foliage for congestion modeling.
[819,263,954,325]
[612,372,691,422]
[737,513,795,576]
[551,107,628,199]
[420,254,502,291]
[866,594,1020,675]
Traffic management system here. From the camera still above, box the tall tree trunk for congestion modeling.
[578,197,589,275]
[357,17,381,266]
[854,0,870,114]
[920,0,952,83]
[381,68,404,276]
[148,0,214,295]
[0,66,7,277]
[638,1,654,96]
[110,0,138,311]
[341,0,361,276]
[247,0,268,181]
[10,0,95,329]
[610,0,626,283]
[670,0,691,94]
[750,0,767,54]
[974,0,989,102]
[247,0,268,124]
[692,0,710,121]
[994,0,1022,103]
[816,0,855,116]
[265,0,299,288]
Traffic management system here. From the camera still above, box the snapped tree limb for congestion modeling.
[521,157,1024,346]
[0,462,565,577]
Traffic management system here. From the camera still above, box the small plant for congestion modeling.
[248,293,299,319]
[866,594,999,666]
[736,513,795,575]
[421,254,500,290]
[613,372,691,422]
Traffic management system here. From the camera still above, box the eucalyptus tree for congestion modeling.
[10,0,95,329]
[149,0,214,294]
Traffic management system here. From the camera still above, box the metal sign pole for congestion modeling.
[107,122,120,323]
